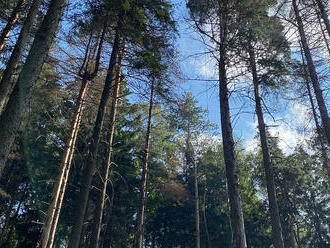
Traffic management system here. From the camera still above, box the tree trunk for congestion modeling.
[134,77,155,248]
[249,48,284,248]
[218,4,247,247]
[89,44,125,248]
[40,29,105,248]
[202,183,211,248]
[41,27,106,248]
[101,183,115,248]
[0,0,68,177]
[292,0,330,145]
[300,44,330,185]
[0,0,42,115]
[193,152,200,248]
[68,22,122,248]
[315,9,330,56]
[315,0,330,40]
[0,0,25,53]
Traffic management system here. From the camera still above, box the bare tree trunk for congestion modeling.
[301,50,330,184]
[315,9,330,56]
[0,0,42,115]
[68,21,122,248]
[40,28,106,248]
[89,44,125,248]
[315,0,330,40]
[202,183,211,248]
[193,153,200,248]
[218,3,247,247]
[101,181,115,248]
[134,77,155,248]
[249,48,284,248]
[0,0,68,177]
[0,0,25,53]
[292,0,330,145]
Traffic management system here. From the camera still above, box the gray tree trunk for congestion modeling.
[134,77,155,248]
[89,44,124,248]
[249,48,284,248]
[68,22,122,248]
[0,0,68,177]
[0,0,25,52]
[293,0,330,145]
[0,0,42,115]
[315,0,330,40]
[218,3,247,247]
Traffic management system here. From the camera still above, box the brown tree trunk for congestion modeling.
[0,0,42,115]
[315,0,330,40]
[40,28,106,248]
[0,0,68,177]
[249,48,284,248]
[101,181,115,248]
[218,3,247,247]
[89,44,125,248]
[292,0,330,145]
[0,0,25,53]
[68,21,122,248]
[134,77,155,248]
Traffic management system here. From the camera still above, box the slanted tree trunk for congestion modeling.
[68,21,122,248]
[292,0,330,146]
[300,48,330,184]
[89,44,125,248]
[0,0,25,53]
[0,0,42,115]
[315,9,330,56]
[315,0,330,40]
[134,77,155,248]
[0,0,68,178]
[218,3,247,247]
[40,28,105,248]
[248,48,284,248]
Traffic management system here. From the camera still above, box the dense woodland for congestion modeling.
[0,0,329,247]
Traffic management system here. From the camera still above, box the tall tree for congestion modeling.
[0,0,68,177]
[0,0,43,115]
[40,27,106,248]
[134,76,155,248]
[314,0,330,40]
[89,43,125,248]
[0,0,26,53]
[187,1,248,246]
[292,0,330,145]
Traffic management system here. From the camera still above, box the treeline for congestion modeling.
[0,0,329,248]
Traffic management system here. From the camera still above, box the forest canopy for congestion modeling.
[0,0,329,248]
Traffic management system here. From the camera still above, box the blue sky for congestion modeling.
[170,0,315,153]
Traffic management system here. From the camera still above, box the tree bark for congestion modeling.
[0,0,26,53]
[193,147,200,248]
[218,3,247,247]
[315,0,330,40]
[202,183,211,248]
[301,50,330,185]
[89,44,125,248]
[248,48,284,248]
[0,0,42,115]
[134,77,155,248]
[68,22,122,248]
[292,0,330,146]
[41,27,106,248]
[0,0,68,177]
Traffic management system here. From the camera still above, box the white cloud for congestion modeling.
[244,101,312,155]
